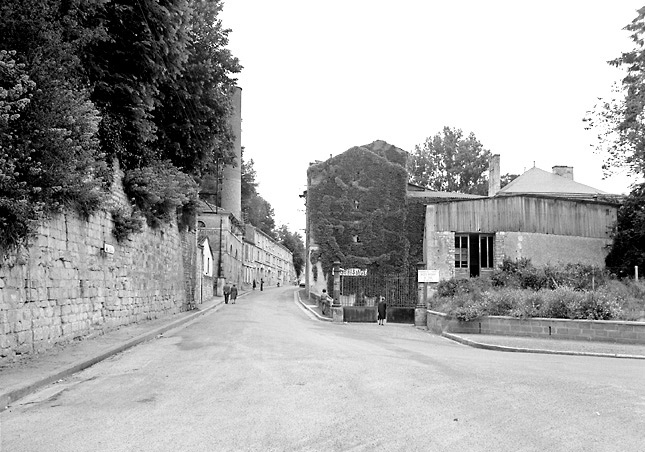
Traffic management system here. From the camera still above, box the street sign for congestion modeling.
[341,268,368,276]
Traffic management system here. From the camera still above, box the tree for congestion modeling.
[153,0,241,177]
[605,182,645,276]
[276,225,305,277]
[408,126,491,195]
[240,155,276,236]
[584,8,645,275]
[0,1,107,254]
[584,7,645,178]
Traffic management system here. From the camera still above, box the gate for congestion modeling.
[339,271,417,323]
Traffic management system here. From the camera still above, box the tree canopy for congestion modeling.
[584,7,645,275]
[0,0,240,253]
[408,126,491,195]
[585,7,645,178]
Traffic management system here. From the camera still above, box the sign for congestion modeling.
[341,268,368,277]
[418,269,440,283]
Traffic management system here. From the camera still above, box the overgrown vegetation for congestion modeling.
[430,258,644,322]
[307,142,410,285]
[0,0,240,256]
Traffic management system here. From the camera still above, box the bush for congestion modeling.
[111,208,144,242]
[123,162,198,228]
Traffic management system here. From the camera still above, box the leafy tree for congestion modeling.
[0,0,107,254]
[153,0,241,176]
[240,155,276,236]
[409,126,492,195]
[79,0,191,170]
[584,8,645,276]
[276,225,305,277]
[605,182,645,276]
[584,7,645,178]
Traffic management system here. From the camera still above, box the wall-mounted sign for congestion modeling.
[418,269,440,283]
[341,268,368,277]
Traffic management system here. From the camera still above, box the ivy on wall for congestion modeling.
[307,142,410,286]
[405,198,427,268]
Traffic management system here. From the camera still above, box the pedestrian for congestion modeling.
[252,279,256,290]
[230,284,238,304]
[223,280,231,304]
[260,278,264,291]
[377,296,386,325]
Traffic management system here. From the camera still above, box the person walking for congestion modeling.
[377,296,387,326]
[260,278,264,291]
[252,279,256,290]
[230,284,238,304]
[223,281,231,304]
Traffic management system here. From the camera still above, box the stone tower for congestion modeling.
[221,86,242,220]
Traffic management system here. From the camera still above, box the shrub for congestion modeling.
[111,208,144,242]
[123,161,198,228]
[538,287,583,319]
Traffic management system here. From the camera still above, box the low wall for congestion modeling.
[344,306,376,322]
[387,307,415,324]
[427,310,645,344]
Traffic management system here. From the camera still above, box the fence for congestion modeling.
[338,272,417,307]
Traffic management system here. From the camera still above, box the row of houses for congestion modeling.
[197,201,297,298]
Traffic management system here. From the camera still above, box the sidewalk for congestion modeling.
[0,295,228,412]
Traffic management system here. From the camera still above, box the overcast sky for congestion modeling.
[220,1,645,234]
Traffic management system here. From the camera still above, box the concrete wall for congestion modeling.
[0,172,196,362]
[427,311,645,344]
[497,232,610,267]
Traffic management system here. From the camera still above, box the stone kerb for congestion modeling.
[426,310,645,344]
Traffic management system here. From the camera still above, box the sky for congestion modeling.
[220,1,645,234]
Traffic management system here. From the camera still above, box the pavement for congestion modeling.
[2,289,644,412]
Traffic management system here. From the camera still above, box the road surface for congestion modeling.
[1,287,643,451]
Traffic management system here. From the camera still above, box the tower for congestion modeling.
[221,86,242,220]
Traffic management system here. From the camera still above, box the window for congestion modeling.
[480,235,494,269]
[455,235,468,268]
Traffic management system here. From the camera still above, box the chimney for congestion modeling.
[552,165,573,180]
[488,154,501,197]
[221,87,242,221]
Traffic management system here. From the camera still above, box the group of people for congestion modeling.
[222,281,238,304]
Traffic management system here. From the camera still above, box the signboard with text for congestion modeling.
[418,269,440,283]
[341,268,368,277]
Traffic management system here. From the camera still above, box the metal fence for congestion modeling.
[338,273,417,307]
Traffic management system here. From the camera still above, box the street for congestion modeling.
[1,286,644,452]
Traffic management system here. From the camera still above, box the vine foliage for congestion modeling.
[307,141,410,284]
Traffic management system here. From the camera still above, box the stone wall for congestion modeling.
[0,169,196,362]
[427,310,645,344]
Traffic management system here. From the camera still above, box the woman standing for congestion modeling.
[377,296,387,326]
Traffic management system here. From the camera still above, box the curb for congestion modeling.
[442,332,645,360]
[296,291,332,322]
[0,298,226,412]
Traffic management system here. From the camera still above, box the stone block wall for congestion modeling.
[0,166,196,362]
[427,310,645,344]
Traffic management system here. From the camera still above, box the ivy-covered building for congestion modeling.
[305,140,413,294]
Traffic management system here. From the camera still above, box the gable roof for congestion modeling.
[497,167,606,197]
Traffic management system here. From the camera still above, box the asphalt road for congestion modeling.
[1,287,644,452]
